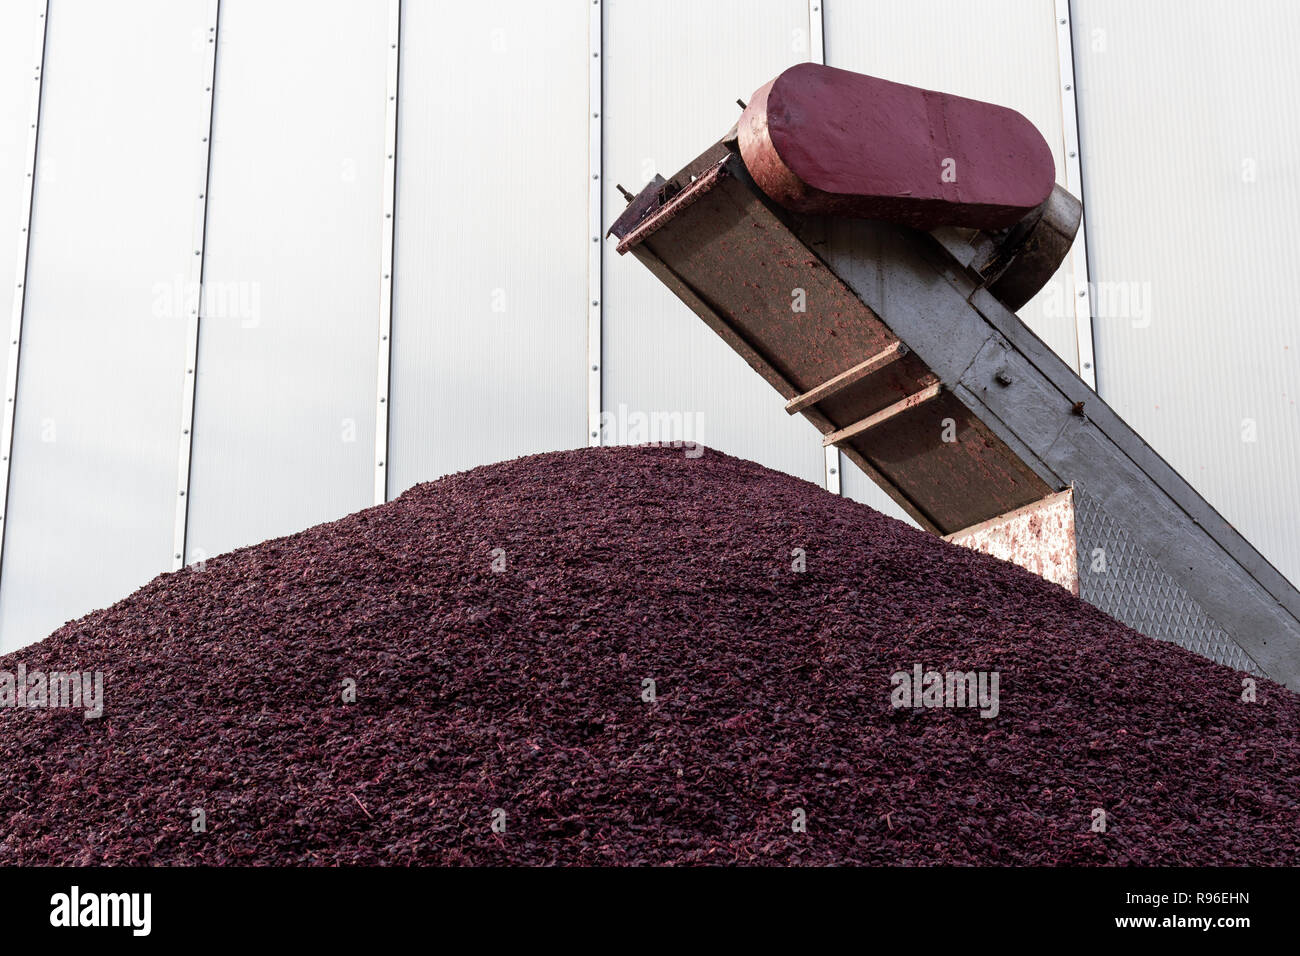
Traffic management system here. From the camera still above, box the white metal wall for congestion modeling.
[0,0,211,650]
[389,0,589,496]
[602,0,827,487]
[0,0,1294,650]
[1072,0,1300,589]
[184,0,388,563]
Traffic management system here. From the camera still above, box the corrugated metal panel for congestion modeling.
[185,0,387,562]
[0,0,207,651]
[821,0,1073,519]
[388,0,588,495]
[1073,0,1300,589]
[0,1,41,391]
[602,0,825,485]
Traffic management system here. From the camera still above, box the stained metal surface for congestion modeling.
[946,488,1078,595]
[1073,0,1300,591]
[738,65,1056,229]
[822,0,1083,372]
[0,0,207,650]
[388,0,588,495]
[185,0,387,563]
[603,0,824,485]
[615,153,1055,532]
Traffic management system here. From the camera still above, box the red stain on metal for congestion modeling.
[945,488,1079,594]
[738,64,1055,230]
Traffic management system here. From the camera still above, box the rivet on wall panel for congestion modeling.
[173,0,221,572]
[0,0,52,593]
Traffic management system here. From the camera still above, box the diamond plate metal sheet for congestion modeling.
[1074,484,1262,675]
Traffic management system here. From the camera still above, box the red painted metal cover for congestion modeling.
[738,63,1055,230]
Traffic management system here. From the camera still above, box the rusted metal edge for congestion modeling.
[625,243,941,533]
[823,383,943,448]
[784,341,908,415]
[615,160,729,255]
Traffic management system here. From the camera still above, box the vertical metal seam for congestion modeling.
[0,0,51,593]
[375,0,400,504]
[587,0,602,446]
[1056,0,1097,390]
[809,0,840,494]
[173,0,221,571]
